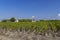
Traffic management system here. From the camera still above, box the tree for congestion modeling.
[2,19,8,22]
[9,17,16,22]
[19,19,32,22]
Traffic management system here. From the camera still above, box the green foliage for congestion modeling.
[2,19,8,22]
[9,17,16,22]
[18,19,32,22]
[0,20,60,32]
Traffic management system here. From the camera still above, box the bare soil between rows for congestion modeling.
[0,30,60,40]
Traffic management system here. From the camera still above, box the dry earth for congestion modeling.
[0,30,60,40]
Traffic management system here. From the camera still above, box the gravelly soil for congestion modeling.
[0,31,60,40]
[0,35,60,40]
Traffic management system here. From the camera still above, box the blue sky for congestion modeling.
[0,0,60,20]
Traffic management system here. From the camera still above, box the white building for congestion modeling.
[32,16,36,22]
[15,18,19,22]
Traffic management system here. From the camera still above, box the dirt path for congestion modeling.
[0,31,60,40]
[0,35,21,40]
[0,34,60,40]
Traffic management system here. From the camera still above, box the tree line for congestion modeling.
[1,17,32,22]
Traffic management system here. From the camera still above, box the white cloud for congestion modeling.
[32,16,35,18]
[58,14,60,16]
